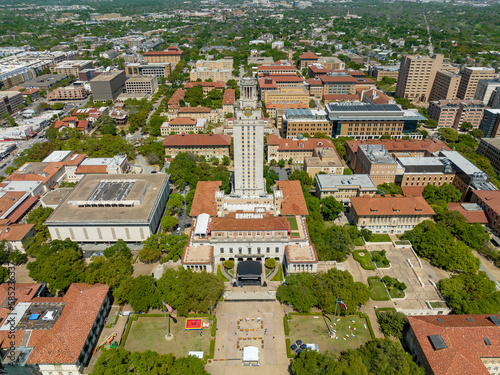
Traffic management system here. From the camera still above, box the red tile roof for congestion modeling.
[189,181,221,217]
[473,190,500,215]
[350,196,435,216]
[0,223,34,241]
[308,65,330,73]
[408,314,500,375]
[299,51,319,60]
[266,135,334,150]
[323,94,360,101]
[306,78,324,86]
[163,134,231,147]
[178,106,211,113]
[347,139,451,155]
[401,186,425,197]
[22,88,40,95]
[26,283,109,365]
[360,88,392,104]
[75,165,108,174]
[0,283,109,366]
[265,102,308,110]
[210,216,289,232]
[320,75,358,83]
[0,191,27,217]
[447,203,489,224]
[277,180,309,216]
[223,89,235,105]
[7,195,39,223]
[168,117,197,125]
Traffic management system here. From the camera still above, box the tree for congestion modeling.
[289,170,314,192]
[470,128,484,139]
[378,310,408,338]
[461,121,472,131]
[95,113,117,135]
[265,258,276,269]
[424,119,438,129]
[126,275,159,312]
[161,216,178,232]
[27,239,86,294]
[102,239,132,259]
[223,259,234,269]
[166,193,184,215]
[438,272,500,314]
[423,183,461,204]
[321,196,344,220]
[222,155,230,166]
[377,182,403,195]
[7,250,27,265]
[278,158,286,168]
[439,127,459,143]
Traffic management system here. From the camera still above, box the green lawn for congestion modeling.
[217,265,229,282]
[353,237,365,246]
[288,315,372,354]
[368,277,390,301]
[291,232,300,237]
[271,264,283,281]
[368,234,392,243]
[370,251,391,269]
[352,250,375,270]
[287,217,299,231]
[429,301,448,309]
[124,317,212,357]
[389,288,405,299]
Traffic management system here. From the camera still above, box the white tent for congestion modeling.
[188,351,204,359]
[194,213,210,236]
[243,346,259,362]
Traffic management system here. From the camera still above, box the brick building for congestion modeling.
[163,134,231,158]
[143,46,183,64]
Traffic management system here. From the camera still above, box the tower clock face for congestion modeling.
[244,107,253,117]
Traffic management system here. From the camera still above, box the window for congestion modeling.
[220,248,224,254]
[275,247,279,253]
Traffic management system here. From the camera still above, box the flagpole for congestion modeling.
[332,297,339,335]
[162,301,172,338]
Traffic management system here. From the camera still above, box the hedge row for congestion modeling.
[283,316,289,335]
[211,316,217,337]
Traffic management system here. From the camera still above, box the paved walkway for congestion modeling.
[474,251,500,290]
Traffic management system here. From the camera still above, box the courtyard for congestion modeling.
[287,314,373,355]
[124,316,212,358]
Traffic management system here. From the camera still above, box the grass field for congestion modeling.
[124,317,212,357]
[352,250,375,270]
[288,315,372,354]
[368,277,390,301]
[389,288,405,299]
[217,265,229,282]
[367,234,392,243]
[287,217,298,231]
[271,264,283,281]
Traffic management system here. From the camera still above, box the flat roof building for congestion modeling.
[50,60,93,76]
[477,137,500,173]
[429,70,461,102]
[474,78,500,105]
[125,62,171,77]
[479,109,500,139]
[45,174,170,244]
[315,174,377,200]
[457,67,497,100]
[89,70,126,101]
[355,144,398,184]
[125,75,158,94]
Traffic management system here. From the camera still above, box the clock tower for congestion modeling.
[233,77,266,196]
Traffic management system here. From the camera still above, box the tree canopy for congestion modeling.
[422,183,461,204]
[277,269,370,314]
[291,339,424,375]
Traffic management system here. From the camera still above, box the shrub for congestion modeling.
[223,259,234,269]
[265,258,276,269]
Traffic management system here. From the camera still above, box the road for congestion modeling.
[423,10,434,55]
[473,250,500,291]
[135,154,158,174]
[0,137,46,177]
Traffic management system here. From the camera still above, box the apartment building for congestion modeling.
[299,51,319,69]
[50,60,93,76]
[265,134,334,163]
[325,103,425,139]
[395,54,444,102]
[47,86,87,101]
[163,134,231,158]
[125,62,172,77]
[354,144,398,184]
[368,65,399,82]
[315,174,377,200]
[160,117,207,136]
[125,75,158,94]
[303,147,344,178]
[398,157,456,188]
[89,70,126,101]
[477,137,500,173]
[0,91,23,116]
[143,46,183,64]
[479,109,500,139]
[428,99,485,129]
[281,108,332,138]
[428,70,461,101]
[350,196,435,234]
[474,78,500,105]
[457,67,497,100]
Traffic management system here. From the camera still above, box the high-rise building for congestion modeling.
[395,54,444,102]
[429,70,461,101]
[474,78,500,105]
[89,70,126,101]
[457,67,497,100]
[233,78,266,196]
